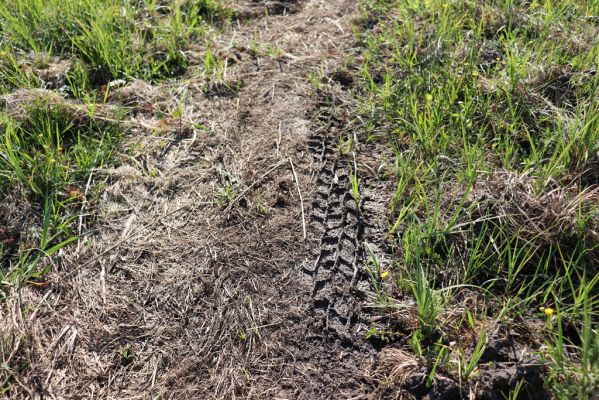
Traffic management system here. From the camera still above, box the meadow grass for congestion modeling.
[0,100,121,298]
[0,0,231,95]
[356,0,598,397]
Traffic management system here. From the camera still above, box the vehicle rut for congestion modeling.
[303,124,371,345]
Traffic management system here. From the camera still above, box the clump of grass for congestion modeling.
[0,0,233,95]
[0,1,233,293]
[0,98,120,295]
[356,0,598,397]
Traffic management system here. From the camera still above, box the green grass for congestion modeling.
[355,0,599,397]
[0,0,232,95]
[0,100,121,297]
[0,0,232,294]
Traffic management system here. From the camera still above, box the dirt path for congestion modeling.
[3,1,399,398]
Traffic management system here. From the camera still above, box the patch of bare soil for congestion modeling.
[1,0,387,398]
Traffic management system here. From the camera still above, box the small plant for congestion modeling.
[503,380,526,400]
[116,346,133,366]
[411,265,441,340]
[203,47,226,81]
[217,174,238,207]
[364,243,388,303]
[460,326,486,380]
[365,326,400,344]
[426,341,450,389]
[339,133,354,155]
[308,71,321,90]
[349,169,360,210]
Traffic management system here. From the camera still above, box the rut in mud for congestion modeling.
[304,127,366,342]
[1,0,388,398]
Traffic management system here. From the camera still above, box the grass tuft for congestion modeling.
[0,97,120,296]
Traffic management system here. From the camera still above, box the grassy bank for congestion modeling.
[355,0,598,397]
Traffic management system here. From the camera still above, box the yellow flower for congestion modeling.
[544,308,554,317]
[381,271,389,279]
[425,93,433,102]
[472,71,479,77]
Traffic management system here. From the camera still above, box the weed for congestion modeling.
[460,325,486,380]
[349,169,360,209]
[365,243,388,303]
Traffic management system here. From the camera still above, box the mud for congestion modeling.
[304,125,368,343]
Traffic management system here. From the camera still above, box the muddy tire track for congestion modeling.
[303,124,372,346]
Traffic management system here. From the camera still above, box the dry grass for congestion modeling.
[468,171,599,249]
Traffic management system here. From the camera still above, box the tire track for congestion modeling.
[304,126,367,345]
